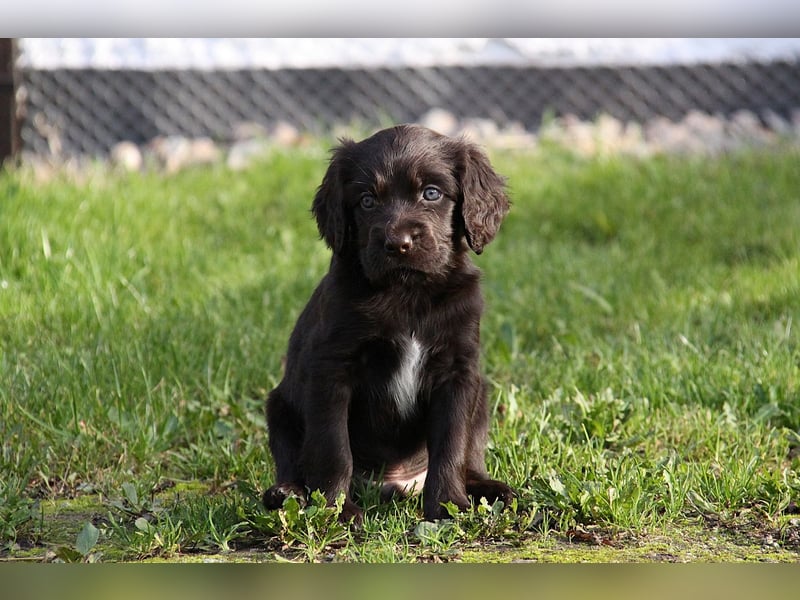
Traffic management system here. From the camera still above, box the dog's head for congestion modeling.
[312,124,509,284]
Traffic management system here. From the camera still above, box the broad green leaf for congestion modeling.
[76,521,99,556]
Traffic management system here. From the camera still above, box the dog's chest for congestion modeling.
[386,335,426,419]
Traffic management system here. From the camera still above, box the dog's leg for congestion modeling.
[464,377,515,507]
[300,380,364,526]
[423,380,473,520]
[263,386,307,509]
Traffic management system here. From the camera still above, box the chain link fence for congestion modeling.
[15,54,800,158]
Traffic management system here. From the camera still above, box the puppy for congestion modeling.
[262,124,513,525]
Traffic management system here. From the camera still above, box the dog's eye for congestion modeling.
[360,193,376,209]
[422,186,442,202]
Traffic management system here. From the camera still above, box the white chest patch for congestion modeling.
[387,336,426,420]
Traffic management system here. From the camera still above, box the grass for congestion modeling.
[1,140,799,562]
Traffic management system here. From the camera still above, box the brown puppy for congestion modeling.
[262,124,513,525]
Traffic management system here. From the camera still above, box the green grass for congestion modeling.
[1,142,799,562]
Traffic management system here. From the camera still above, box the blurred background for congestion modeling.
[2,38,800,165]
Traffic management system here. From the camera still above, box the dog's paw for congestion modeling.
[262,483,307,510]
[423,492,470,521]
[466,478,515,507]
[339,498,364,528]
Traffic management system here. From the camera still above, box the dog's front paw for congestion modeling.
[262,483,307,510]
[340,498,364,528]
[466,478,516,507]
[423,492,470,521]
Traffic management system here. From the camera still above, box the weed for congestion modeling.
[52,521,102,563]
[413,517,463,556]
[275,491,350,562]
[0,475,36,549]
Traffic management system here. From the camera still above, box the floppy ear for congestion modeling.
[311,142,353,254]
[457,141,510,254]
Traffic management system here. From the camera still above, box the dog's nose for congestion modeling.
[385,231,414,255]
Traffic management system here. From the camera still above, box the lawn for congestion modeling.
[1,141,799,562]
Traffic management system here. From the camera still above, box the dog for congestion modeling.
[262,124,513,525]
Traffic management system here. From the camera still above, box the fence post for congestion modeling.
[0,38,20,166]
